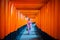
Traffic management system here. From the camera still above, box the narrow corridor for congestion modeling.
[0,0,59,40]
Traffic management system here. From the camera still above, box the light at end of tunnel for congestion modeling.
[20,14,25,19]
[25,16,29,21]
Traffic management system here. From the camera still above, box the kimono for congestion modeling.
[27,21,32,34]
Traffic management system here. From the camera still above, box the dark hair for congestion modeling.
[28,18,30,21]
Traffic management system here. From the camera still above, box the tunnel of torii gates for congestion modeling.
[0,0,60,40]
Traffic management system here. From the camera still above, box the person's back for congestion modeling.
[27,18,32,34]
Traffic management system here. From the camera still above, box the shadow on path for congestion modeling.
[3,23,57,40]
